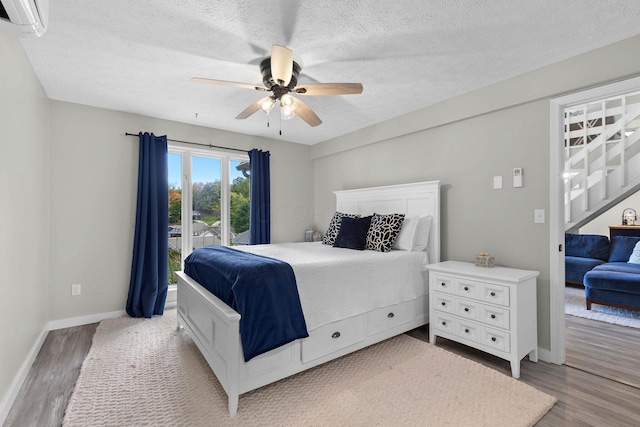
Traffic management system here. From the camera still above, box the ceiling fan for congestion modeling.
[192,45,363,127]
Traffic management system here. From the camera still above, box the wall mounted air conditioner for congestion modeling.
[0,0,48,37]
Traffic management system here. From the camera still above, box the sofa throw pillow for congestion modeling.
[322,212,361,245]
[333,216,373,250]
[608,236,640,262]
[629,241,640,264]
[564,233,610,261]
[366,213,405,252]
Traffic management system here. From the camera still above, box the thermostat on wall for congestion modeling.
[513,168,523,188]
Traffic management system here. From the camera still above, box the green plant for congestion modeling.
[168,247,182,284]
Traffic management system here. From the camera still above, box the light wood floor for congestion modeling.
[5,316,640,427]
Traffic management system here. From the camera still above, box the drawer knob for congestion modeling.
[332,332,341,339]
[464,307,470,312]
[464,328,470,333]
[387,312,395,318]
[441,321,447,326]
[491,314,496,319]
[491,337,497,342]
[490,291,496,297]
[464,286,469,291]
[441,282,446,287]
[441,301,446,306]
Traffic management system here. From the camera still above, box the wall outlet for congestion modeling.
[71,283,81,296]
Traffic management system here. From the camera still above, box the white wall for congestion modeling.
[580,190,640,236]
[48,101,314,321]
[312,34,640,352]
[0,33,50,417]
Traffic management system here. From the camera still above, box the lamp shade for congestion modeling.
[259,96,275,114]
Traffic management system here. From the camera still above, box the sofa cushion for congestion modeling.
[565,256,607,283]
[608,236,640,262]
[590,262,640,275]
[584,268,640,294]
[565,233,610,261]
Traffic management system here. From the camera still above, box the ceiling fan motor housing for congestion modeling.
[260,57,301,93]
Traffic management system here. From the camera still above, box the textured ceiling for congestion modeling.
[19,0,640,145]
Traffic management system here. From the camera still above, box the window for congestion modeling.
[167,145,249,284]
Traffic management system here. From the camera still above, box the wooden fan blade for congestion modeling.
[271,45,293,86]
[235,97,270,119]
[192,77,268,92]
[294,98,322,127]
[295,83,363,96]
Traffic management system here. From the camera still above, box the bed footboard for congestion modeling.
[176,271,241,416]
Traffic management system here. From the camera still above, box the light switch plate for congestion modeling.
[534,209,545,223]
[493,176,503,189]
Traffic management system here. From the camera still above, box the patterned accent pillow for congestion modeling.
[322,212,361,245]
[366,213,406,252]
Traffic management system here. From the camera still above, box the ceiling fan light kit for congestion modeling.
[259,97,276,115]
[193,44,363,129]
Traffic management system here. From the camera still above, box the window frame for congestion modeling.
[168,142,249,265]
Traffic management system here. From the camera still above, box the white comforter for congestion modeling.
[236,242,429,331]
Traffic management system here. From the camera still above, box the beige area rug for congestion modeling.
[565,286,640,328]
[63,309,556,427]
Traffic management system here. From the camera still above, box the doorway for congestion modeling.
[550,75,640,365]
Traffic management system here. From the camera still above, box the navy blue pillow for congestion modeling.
[333,216,373,250]
[608,236,640,262]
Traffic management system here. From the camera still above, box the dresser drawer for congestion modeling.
[482,283,510,306]
[433,293,455,313]
[483,327,511,352]
[455,299,479,321]
[480,305,510,329]
[455,278,480,299]
[368,300,415,335]
[432,311,456,334]
[302,315,365,363]
[456,319,480,343]
[433,275,455,294]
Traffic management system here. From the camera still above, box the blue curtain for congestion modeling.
[248,149,271,244]
[126,132,169,318]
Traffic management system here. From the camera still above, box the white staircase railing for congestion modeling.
[564,90,640,229]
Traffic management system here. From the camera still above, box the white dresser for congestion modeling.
[426,261,539,378]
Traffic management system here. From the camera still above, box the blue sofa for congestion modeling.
[565,233,640,311]
[565,233,610,285]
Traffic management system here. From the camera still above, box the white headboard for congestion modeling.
[334,181,441,263]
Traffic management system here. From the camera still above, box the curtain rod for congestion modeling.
[124,132,247,153]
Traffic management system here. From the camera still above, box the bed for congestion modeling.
[176,180,441,416]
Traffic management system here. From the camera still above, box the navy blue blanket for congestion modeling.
[183,246,308,361]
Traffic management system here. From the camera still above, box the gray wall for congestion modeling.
[312,34,640,352]
[1,40,313,413]
[48,101,314,321]
[0,33,50,415]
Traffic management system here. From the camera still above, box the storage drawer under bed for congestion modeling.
[302,314,365,363]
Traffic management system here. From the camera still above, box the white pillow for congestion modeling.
[628,241,640,264]
[392,216,419,250]
[413,215,432,252]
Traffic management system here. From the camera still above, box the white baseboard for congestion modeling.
[48,309,126,331]
[0,325,48,426]
[2,299,179,424]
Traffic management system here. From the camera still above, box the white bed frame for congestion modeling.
[176,180,441,416]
